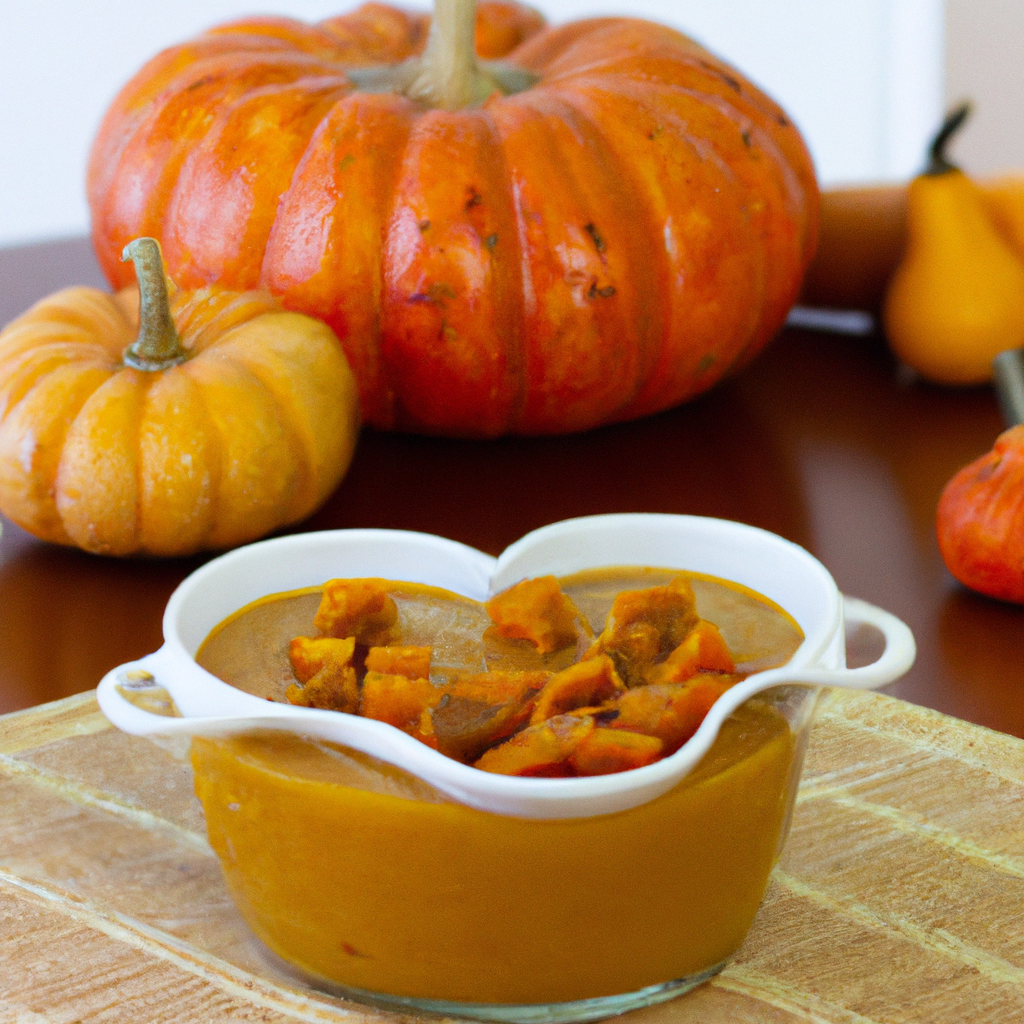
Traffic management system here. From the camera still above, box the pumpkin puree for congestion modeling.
[192,704,793,1004]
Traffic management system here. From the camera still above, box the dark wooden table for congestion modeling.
[2,237,1022,734]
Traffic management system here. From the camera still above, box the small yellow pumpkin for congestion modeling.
[0,238,359,556]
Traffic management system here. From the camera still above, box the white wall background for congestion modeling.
[0,0,944,248]
[945,0,1024,175]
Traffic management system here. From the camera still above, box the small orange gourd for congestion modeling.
[936,424,1024,604]
[0,238,359,556]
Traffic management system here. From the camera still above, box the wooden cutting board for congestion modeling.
[1,688,1022,1023]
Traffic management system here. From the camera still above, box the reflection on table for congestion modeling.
[1,238,1021,734]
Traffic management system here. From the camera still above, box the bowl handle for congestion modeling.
[95,648,185,736]
[838,595,916,689]
[740,596,915,698]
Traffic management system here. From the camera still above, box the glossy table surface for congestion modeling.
[2,237,1022,733]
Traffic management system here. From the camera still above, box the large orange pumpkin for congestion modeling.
[88,0,818,437]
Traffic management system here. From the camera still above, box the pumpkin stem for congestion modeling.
[121,237,187,371]
[925,102,972,176]
[412,0,481,109]
[346,0,536,108]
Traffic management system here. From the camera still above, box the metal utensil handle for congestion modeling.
[993,348,1024,427]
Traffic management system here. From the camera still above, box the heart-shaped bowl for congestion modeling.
[97,514,914,1021]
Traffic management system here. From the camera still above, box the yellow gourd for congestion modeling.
[883,105,1024,385]
[980,175,1024,256]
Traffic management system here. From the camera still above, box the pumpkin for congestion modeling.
[87,0,818,437]
[936,424,1024,604]
[0,238,359,557]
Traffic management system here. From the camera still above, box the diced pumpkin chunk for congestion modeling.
[365,645,431,679]
[485,576,586,654]
[314,578,399,645]
[431,670,549,763]
[569,728,663,776]
[288,635,355,683]
[585,576,700,685]
[286,636,358,712]
[648,621,735,684]
[605,677,733,753]
[445,670,549,706]
[360,672,447,730]
[530,655,625,724]
[474,714,595,776]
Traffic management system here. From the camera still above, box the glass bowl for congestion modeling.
[98,514,914,1021]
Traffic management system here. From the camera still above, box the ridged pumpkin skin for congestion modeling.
[936,425,1024,604]
[0,284,359,556]
[88,1,818,437]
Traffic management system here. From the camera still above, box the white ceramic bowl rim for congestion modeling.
[96,514,915,818]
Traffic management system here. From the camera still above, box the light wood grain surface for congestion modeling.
[1,689,1022,1023]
